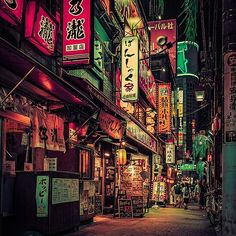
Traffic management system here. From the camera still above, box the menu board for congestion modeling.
[80,181,96,216]
[95,195,103,214]
[121,165,143,197]
[131,196,144,217]
[118,199,133,218]
[52,178,79,204]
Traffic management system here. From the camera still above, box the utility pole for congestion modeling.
[222,0,236,235]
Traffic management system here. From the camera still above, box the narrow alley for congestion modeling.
[66,204,216,236]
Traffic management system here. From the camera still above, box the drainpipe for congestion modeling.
[222,0,236,235]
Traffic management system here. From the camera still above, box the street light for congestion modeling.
[195,84,205,102]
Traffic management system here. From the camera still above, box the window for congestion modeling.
[79,149,92,179]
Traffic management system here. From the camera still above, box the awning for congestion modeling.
[0,37,98,109]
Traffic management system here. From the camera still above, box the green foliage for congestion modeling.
[179,0,199,42]
[192,134,210,162]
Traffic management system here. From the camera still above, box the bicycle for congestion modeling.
[205,187,222,233]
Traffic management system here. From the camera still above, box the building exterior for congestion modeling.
[0,0,167,234]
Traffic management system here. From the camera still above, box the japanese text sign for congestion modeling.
[0,0,24,25]
[121,36,139,102]
[63,0,92,66]
[98,110,125,140]
[25,1,57,55]
[36,175,49,217]
[224,52,236,143]
[148,19,177,75]
[126,120,157,152]
[157,83,171,133]
[166,143,175,164]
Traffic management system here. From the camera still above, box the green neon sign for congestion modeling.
[177,43,188,74]
[178,163,196,171]
[177,41,199,78]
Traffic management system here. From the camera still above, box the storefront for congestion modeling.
[0,35,99,234]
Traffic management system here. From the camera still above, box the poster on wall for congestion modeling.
[36,176,49,217]
[121,36,139,102]
[0,0,24,25]
[157,83,171,133]
[224,52,236,143]
[148,19,177,75]
[63,0,93,66]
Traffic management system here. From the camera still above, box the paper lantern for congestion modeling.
[116,149,127,165]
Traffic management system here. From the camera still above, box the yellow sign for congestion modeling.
[157,83,171,133]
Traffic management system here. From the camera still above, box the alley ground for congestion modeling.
[65,204,217,236]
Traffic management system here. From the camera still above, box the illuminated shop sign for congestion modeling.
[121,36,139,102]
[98,110,125,140]
[166,143,175,164]
[224,52,236,143]
[25,1,57,55]
[177,41,199,78]
[177,164,196,171]
[126,120,157,152]
[0,0,24,25]
[157,83,171,133]
[63,0,92,66]
[148,19,177,75]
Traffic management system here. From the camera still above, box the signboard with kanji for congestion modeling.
[63,0,93,66]
[0,0,24,25]
[121,36,139,102]
[25,1,57,55]
[36,175,49,217]
[157,83,171,133]
[166,143,175,163]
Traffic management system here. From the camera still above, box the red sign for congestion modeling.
[148,19,177,75]
[98,110,125,140]
[157,83,171,133]
[25,1,57,55]
[63,0,92,66]
[0,0,24,25]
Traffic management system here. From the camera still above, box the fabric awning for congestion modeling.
[0,37,98,109]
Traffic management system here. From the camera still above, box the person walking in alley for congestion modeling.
[174,182,182,207]
[199,179,208,210]
[194,180,200,204]
[182,183,190,209]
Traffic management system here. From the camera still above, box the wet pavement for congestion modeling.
[65,204,217,236]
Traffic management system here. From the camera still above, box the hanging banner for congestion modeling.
[121,36,139,102]
[148,19,177,75]
[25,1,58,55]
[63,0,92,66]
[157,83,171,133]
[224,52,236,142]
[98,110,125,140]
[32,109,66,152]
[166,143,175,163]
[36,175,49,217]
[0,0,24,25]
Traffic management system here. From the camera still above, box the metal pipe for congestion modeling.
[0,66,35,106]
